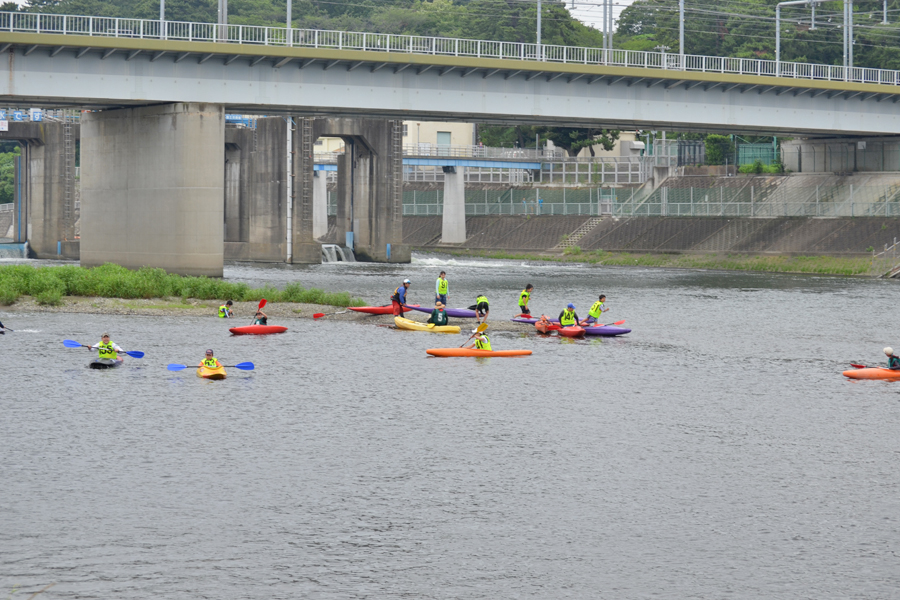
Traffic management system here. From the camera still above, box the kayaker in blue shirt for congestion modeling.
[885,347,900,370]
[391,279,411,316]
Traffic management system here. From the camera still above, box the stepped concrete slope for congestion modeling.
[405,216,900,255]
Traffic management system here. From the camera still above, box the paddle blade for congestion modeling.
[259,298,267,310]
[167,364,188,371]
[234,362,255,370]
[546,324,561,331]
[313,313,325,319]
[125,351,145,359]
[63,339,84,348]
[850,363,868,369]
[476,323,488,333]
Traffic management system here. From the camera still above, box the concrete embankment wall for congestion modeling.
[405,216,900,255]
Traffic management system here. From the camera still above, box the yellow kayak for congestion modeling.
[394,316,461,334]
[197,365,227,380]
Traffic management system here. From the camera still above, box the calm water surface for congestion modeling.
[2,254,900,599]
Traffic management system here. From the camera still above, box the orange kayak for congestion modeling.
[535,321,553,334]
[843,367,900,380]
[426,348,532,358]
[557,326,585,337]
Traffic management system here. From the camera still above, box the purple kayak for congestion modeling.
[511,317,558,324]
[408,305,478,319]
[582,325,631,336]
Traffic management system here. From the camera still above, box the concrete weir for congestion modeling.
[80,103,225,276]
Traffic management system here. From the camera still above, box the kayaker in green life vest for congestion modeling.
[435,271,449,305]
[469,294,489,324]
[428,301,449,326]
[580,294,609,326]
[518,284,534,316]
[558,303,579,327]
[253,309,268,325]
[199,349,222,368]
[466,331,492,351]
[88,333,124,361]
[218,300,234,318]
[885,347,900,370]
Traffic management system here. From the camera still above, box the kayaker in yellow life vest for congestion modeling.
[435,271,449,305]
[470,294,489,324]
[199,349,222,368]
[218,300,234,318]
[885,347,900,370]
[88,333,124,361]
[580,294,609,326]
[518,284,534,316]
[558,303,579,326]
[466,332,492,351]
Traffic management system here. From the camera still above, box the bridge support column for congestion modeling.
[294,117,408,263]
[80,103,225,276]
[441,167,466,243]
[313,170,328,239]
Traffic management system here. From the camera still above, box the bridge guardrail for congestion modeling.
[3,11,900,87]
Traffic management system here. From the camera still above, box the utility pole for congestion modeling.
[679,0,684,58]
[160,0,165,39]
[287,0,292,44]
[537,0,542,59]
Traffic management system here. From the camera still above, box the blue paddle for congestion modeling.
[167,362,255,371]
[63,339,144,358]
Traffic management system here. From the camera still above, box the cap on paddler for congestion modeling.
[567,303,575,309]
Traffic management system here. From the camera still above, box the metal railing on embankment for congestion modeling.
[871,238,900,278]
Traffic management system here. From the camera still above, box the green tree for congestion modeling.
[0,146,22,204]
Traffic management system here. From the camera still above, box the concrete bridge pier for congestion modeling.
[313,170,328,239]
[80,103,225,276]
[295,117,408,263]
[441,166,466,243]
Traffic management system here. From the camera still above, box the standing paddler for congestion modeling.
[391,279,411,317]
[435,271,449,306]
[518,284,534,316]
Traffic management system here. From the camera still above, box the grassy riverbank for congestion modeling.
[0,263,364,307]
[444,249,877,276]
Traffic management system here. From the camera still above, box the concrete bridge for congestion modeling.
[4,12,900,274]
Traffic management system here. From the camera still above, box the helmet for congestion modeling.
[403,279,411,284]
[885,347,894,356]
[567,303,575,309]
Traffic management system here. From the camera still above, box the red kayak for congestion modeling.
[557,326,585,338]
[348,304,420,315]
[229,325,288,335]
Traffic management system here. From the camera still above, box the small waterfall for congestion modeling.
[322,244,356,263]
[0,242,28,259]
[337,246,356,262]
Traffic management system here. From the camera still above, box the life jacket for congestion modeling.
[202,358,219,368]
[475,334,492,351]
[890,355,900,370]
[519,289,530,306]
[430,309,448,325]
[560,309,576,326]
[589,301,605,318]
[254,317,267,325]
[437,278,449,294]
[218,305,229,318]
[476,295,489,305]
[391,286,403,302]
[98,341,117,360]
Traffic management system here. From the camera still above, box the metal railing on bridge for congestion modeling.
[4,11,900,87]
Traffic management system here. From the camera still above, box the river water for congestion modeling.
[2,254,900,599]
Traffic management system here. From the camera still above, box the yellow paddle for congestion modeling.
[459,322,488,347]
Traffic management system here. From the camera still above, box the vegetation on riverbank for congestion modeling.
[444,249,877,277]
[0,263,364,307]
